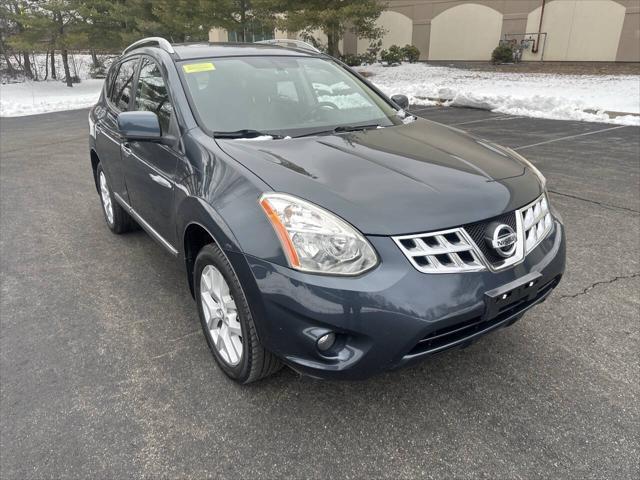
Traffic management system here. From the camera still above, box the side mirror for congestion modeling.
[391,94,409,109]
[117,111,163,142]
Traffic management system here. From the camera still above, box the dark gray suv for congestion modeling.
[89,37,565,383]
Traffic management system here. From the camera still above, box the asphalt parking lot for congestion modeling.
[1,106,638,479]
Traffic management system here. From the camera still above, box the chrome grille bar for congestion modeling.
[393,193,553,274]
[521,194,553,253]
[393,228,485,273]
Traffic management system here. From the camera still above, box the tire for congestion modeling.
[194,243,282,383]
[96,163,136,234]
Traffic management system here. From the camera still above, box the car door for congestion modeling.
[95,57,139,200]
[122,56,180,250]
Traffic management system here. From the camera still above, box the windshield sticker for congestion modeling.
[182,62,216,73]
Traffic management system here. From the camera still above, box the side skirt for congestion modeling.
[113,192,179,257]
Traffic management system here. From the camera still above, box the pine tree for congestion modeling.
[74,0,130,65]
[277,0,385,56]
[2,1,39,79]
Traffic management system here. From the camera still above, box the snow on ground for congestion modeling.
[359,63,640,126]
[1,79,104,117]
[1,53,113,117]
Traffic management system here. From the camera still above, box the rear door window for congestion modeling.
[110,59,138,111]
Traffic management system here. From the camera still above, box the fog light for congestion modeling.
[317,332,336,352]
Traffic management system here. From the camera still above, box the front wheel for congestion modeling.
[194,243,282,383]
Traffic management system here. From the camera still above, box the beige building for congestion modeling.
[210,0,640,62]
[343,0,640,61]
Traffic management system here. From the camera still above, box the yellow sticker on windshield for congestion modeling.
[182,62,215,73]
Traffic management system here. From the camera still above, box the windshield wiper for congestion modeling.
[213,129,284,139]
[333,124,380,133]
[295,124,380,138]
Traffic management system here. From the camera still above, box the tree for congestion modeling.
[118,0,239,44]
[0,3,18,76]
[215,0,282,42]
[74,0,130,66]
[277,0,386,56]
[149,0,281,44]
[39,1,85,87]
[3,0,85,85]
[0,0,388,84]
[2,0,38,78]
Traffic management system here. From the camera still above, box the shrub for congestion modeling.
[402,44,420,63]
[341,53,363,67]
[380,45,404,66]
[491,44,513,64]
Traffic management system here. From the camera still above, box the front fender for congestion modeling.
[175,196,272,343]
[175,196,242,256]
[177,129,290,265]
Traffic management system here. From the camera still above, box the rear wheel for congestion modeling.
[194,243,282,383]
[96,163,135,234]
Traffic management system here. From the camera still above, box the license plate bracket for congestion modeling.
[484,271,544,320]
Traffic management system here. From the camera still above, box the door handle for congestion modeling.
[149,174,172,189]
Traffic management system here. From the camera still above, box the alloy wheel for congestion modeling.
[200,264,243,366]
[99,171,114,225]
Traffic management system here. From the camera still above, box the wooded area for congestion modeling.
[0,0,385,86]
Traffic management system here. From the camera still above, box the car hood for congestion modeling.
[216,118,542,235]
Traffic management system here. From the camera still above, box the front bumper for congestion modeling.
[233,219,566,380]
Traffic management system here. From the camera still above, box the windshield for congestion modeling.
[179,56,404,137]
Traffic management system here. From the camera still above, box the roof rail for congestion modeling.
[123,37,175,55]
[255,39,321,54]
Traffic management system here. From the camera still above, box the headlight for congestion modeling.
[259,193,378,275]
[505,147,546,188]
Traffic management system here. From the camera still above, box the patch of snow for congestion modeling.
[1,79,105,117]
[232,135,275,141]
[1,53,115,117]
[233,135,293,141]
[395,108,416,124]
[358,63,640,126]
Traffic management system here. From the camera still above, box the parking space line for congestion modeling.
[452,115,523,126]
[515,125,629,150]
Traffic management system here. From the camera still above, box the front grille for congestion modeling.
[463,211,517,265]
[393,228,485,273]
[407,275,561,356]
[393,193,553,274]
